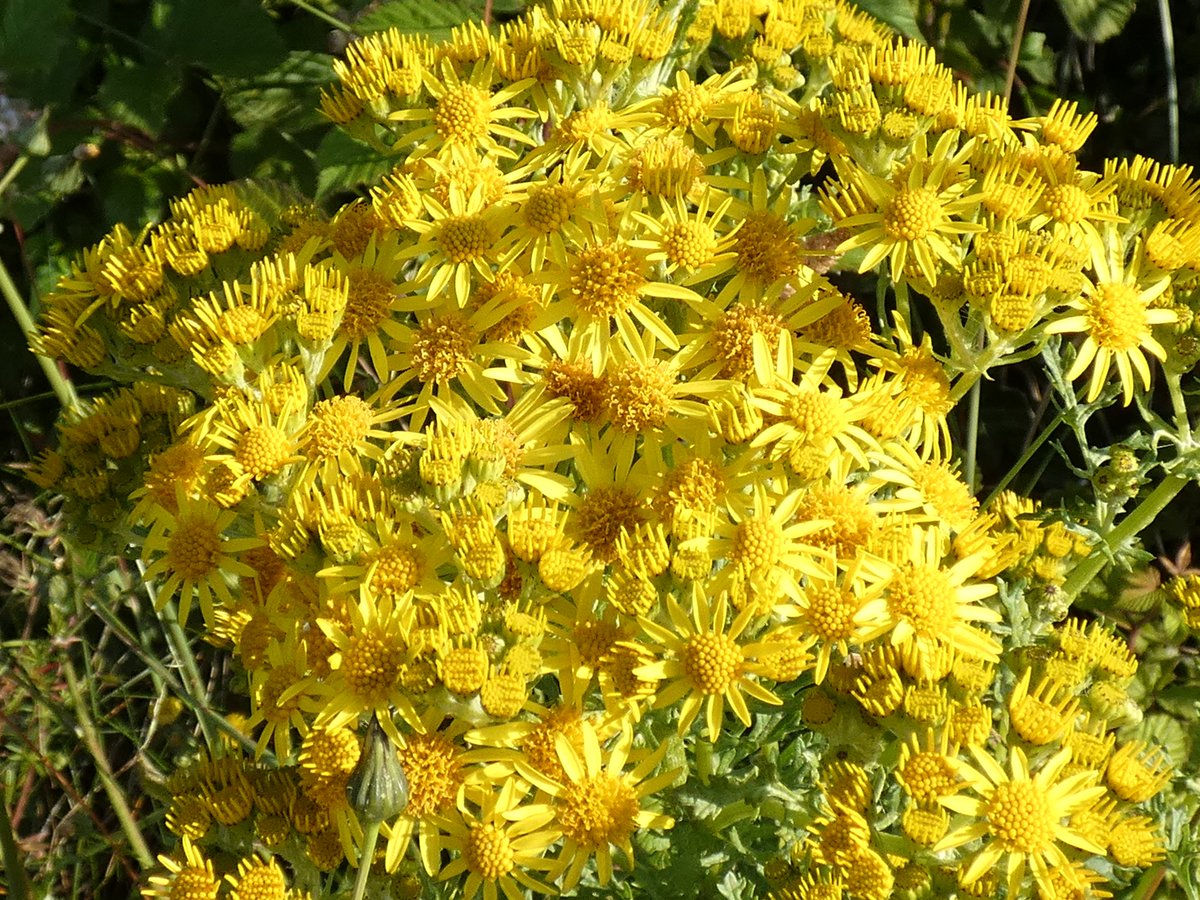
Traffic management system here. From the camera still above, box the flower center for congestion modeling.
[735,211,801,284]
[558,773,639,849]
[166,516,221,580]
[711,303,785,381]
[340,268,395,339]
[569,241,646,318]
[435,83,491,143]
[235,425,291,480]
[343,633,403,702]
[683,632,743,693]
[304,395,372,460]
[410,313,477,383]
[400,733,464,817]
[731,515,783,575]
[602,360,674,433]
[887,564,955,636]
[663,221,717,271]
[437,214,492,263]
[466,822,515,879]
[883,187,942,241]
[987,779,1054,853]
[1087,282,1146,351]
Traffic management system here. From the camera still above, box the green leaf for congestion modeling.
[846,0,923,40]
[222,51,335,131]
[1056,0,1137,43]
[314,130,395,202]
[95,61,182,137]
[0,0,70,74]
[356,0,490,39]
[146,0,287,77]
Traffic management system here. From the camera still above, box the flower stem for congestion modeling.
[1060,473,1189,602]
[0,255,78,410]
[351,819,382,900]
[62,658,156,870]
[964,375,981,493]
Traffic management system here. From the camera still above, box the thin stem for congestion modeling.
[138,560,219,749]
[61,659,156,870]
[1060,474,1189,602]
[964,376,981,492]
[982,407,1066,508]
[1004,0,1033,105]
[0,255,78,410]
[351,819,382,900]
[1158,0,1179,163]
[0,154,29,198]
[289,0,357,34]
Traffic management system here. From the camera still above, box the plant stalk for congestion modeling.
[351,819,383,900]
[0,256,77,410]
[1060,473,1189,602]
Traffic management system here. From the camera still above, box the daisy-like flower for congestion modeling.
[389,58,535,161]
[314,585,422,746]
[868,525,1002,663]
[637,584,785,740]
[435,779,558,900]
[225,853,290,900]
[515,719,678,891]
[1045,232,1175,405]
[706,482,831,613]
[792,553,891,684]
[823,130,984,286]
[141,835,219,900]
[935,745,1107,898]
[140,491,262,627]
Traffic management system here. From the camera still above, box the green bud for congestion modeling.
[349,716,409,823]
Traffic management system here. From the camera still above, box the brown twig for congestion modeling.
[1004,0,1033,105]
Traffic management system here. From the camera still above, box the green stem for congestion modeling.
[964,375,981,493]
[289,0,357,34]
[0,154,28,197]
[0,255,78,410]
[0,798,32,900]
[1165,372,1193,445]
[351,819,382,900]
[138,561,220,749]
[1060,473,1189,602]
[982,407,1065,509]
[62,659,156,870]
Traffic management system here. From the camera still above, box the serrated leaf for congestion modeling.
[314,130,396,201]
[1056,0,1137,42]
[846,0,923,40]
[356,0,490,38]
[223,51,334,131]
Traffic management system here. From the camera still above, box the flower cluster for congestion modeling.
[27,0,1197,898]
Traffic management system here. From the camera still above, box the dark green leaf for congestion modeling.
[146,0,287,77]
[222,51,334,131]
[95,62,182,137]
[0,0,70,74]
[846,0,923,40]
[1056,0,1137,43]
[356,0,489,39]
[313,130,395,201]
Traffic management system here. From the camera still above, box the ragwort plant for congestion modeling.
[18,0,1200,897]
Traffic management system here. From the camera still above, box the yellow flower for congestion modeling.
[315,586,421,746]
[637,584,785,740]
[515,720,677,890]
[141,835,219,900]
[389,58,535,161]
[824,130,984,286]
[936,746,1106,898]
[870,525,1002,663]
[436,779,558,900]
[1045,232,1175,404]
[140,492,262,627]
